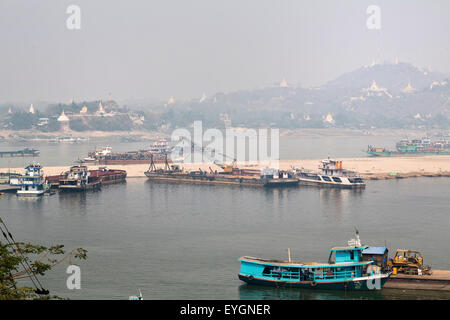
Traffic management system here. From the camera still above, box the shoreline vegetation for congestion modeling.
[1,156,449,181]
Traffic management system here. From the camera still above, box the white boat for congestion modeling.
[16,164,50,197]
[128,290,143,300]
[295,159,365,189]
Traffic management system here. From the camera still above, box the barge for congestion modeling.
[58,165,101,192]
[83,140,172,165]
[47,165,126,191]
[295,159,365,189]
[367,137,450,157]
[0,147,40,158]
[144,156,298,188]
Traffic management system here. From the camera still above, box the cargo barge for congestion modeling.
[0,147,40,158]
[144,156,298,188]
[83,140,172,165]
[367,137,450,157]
[46,165,126,191]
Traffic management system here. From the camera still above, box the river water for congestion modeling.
[0,137,449,300]
[1,176,449,299]
[0,134,400,167]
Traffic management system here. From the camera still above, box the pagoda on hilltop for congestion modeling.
[402,81,416,93]
[57,110,70,131]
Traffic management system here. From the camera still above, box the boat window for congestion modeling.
[350,251,354,260]
[332,177,342,183]
[322,176,331,182]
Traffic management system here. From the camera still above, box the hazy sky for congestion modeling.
[0,0,449,104]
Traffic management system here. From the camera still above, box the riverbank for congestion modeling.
[1,156,449,180]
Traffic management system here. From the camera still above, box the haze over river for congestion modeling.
[0,134,449,299]
[1,176,449,299]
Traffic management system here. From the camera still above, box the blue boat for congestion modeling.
[238,234,391,290]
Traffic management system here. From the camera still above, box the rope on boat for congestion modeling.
[0,217,49,295]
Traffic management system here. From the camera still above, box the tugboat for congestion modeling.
[58,165,101,192]
[238,232,391,290]
[16,164,49,197]
[294,159,365,189]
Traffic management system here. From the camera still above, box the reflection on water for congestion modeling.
[238,284,450,300]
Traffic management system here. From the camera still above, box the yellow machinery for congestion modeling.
[388,249,432,275]
[214,160,237,174]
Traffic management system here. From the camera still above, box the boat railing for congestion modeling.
[313,269,356,281]
[263,269,304,280]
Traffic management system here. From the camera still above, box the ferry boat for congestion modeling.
[238,233,391,290]
[367,137,450,157]
[294,159,365,189]
[16,164,49,197]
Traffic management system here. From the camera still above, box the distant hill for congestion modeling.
[157,62,449,129]
[1,62,449,131]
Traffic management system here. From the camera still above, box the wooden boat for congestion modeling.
[238,233,390,290]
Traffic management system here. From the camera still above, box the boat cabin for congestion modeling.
[17,164,47,195]
[239,246,373,284]
[362,247,389,269]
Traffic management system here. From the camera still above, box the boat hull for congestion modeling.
[238,274,390,290]
[145,171,298,187]
[17,190,46,197]
[297,178,365,189]
[58,183,101,192]
[367,151,450,157]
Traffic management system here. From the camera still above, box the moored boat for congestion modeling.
[144,155,298,188]
[367,137,450,157]
[58,165,101,192]
[294,159,365,189]
[238,233,391,290]
[82,145,171,165]
[16,164,50,197]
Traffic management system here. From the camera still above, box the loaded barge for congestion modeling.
[83,140,171,165]
[0,147,39,158]
[46,165,126,191]
[144,156,298,188]
[367,137,450,157]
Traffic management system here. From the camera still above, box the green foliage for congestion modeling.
[0,240,87,300]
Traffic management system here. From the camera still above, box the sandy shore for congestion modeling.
[2,156,450,180]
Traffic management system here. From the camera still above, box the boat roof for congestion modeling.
[239,256,372,268]
[330,246,368,251]
[362,247,388,255]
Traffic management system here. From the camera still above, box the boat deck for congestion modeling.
[0,185,20,192]
[384,270,450,291]
[239,256,369,268]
